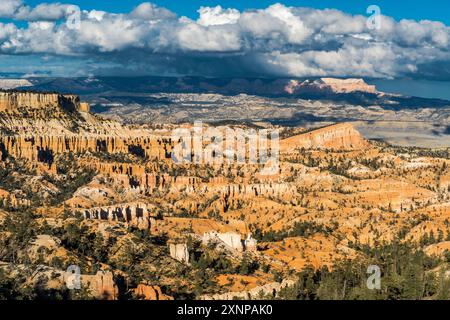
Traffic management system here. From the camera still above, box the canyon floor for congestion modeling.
[0,90,449,300]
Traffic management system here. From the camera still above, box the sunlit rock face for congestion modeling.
[317,78,377,94]
[0,91,81,112]
[280,123,370,152]
[284,78,377,95]
[81,202,155,230]
[169,243,190,264]
[0,87,448,301]
[0,90,173,167]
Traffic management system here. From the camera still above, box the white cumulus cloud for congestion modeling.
[0,1,449,79]
[197,6,240,26]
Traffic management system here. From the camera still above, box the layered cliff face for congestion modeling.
[0,134,172,164]
[0,91,83,112]
[280,123,370,152]
[0,91,172,164]
[0,91,369,166]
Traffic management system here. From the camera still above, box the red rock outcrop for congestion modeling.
[134,284,173,300]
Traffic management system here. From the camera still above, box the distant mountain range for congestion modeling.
[2,76,449,110]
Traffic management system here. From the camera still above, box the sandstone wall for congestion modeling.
[202,231,244,252]
[0,91,81,112]
[169,243,190,264]
[0,135,172,164]
[280,123,369,152]
[81,202,156,230]
[244,234,258,252]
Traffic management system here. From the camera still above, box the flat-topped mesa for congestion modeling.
[317,78,377,94]
[280,123,370,152]
[0,90,90,113]
[284,78,377,95]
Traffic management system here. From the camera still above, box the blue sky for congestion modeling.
[1,0,450,99]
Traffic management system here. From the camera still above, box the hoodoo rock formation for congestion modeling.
[0,135,173,164]
[0,263,119,300]
[1,88,448,301]
[77,271,118,300]
[81,202,156,230]
[169,243,190,264]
